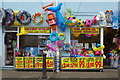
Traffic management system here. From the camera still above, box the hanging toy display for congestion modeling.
[16,10,31,25]
[57,40,64,48]
[13,11,22,26]
[48,3,66,32]
[0,8,6,25]
[58,33,66,41]
[32,12,44,25]
[68,16,77,26]
[93,16,100,25]
[84,19,92,27]
[64,8,73,25]
[105,10,113,25]
[5,9,15,26]
[42,3,57,31]
[64,42,73,53]
[77,19,84,27]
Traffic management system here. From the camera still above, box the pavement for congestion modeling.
[1,69,119,80]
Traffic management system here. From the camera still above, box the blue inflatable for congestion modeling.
[49,33,58,42]
[48,3,65,32]
[97,44,101,47]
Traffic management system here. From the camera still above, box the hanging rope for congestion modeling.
[76,2,82,16]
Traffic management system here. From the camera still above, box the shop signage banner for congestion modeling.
[25,57,34,68]
[71,28,99,34]
[61,57,103,69]
[35,57,54,68]
[15,57,24,68]
[21,27,50,33]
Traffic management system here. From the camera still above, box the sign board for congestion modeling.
[15,57,24,69]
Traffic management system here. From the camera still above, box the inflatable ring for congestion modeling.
[13,11,21,26]
[58,33,65,41]
[17,10,31,25]
[0,8,6,25]
[5,9,15,26]
[64,42,72,53]
[32,12,44,25]
[49,33,58,42]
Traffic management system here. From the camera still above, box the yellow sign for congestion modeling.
[61,57,103,69]
[25,57,34,68]
[24,27,50,33]
[71,28,99,34]
[15,57,24,68]
[35,57,54,68]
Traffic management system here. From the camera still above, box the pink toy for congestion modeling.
[85,19,92,27]
[85,34,92,37]
[48,42,56,52]
[57,40,64,48]
[95,51,99,55]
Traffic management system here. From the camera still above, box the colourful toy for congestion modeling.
[113,10,119,29]
[17,10,31,25]
[105,10,113,25]
[64,42,72,53]
[32,12,44,25]
[93,47,98,51]
[68,16,77,26]
[13,11,22,26]
[95,51,99,55]
[58,33,66,41]
[57,40,64,48]
[48,42,56,52]
[5,9,15,26]
[97,44,101,47]
[42,3,57,31]
[49,33,58,42]
[84,19,92,27]
[93,16,99,25]
[48,3,65,32]
[100,45,105,49]
[77,19,84,27]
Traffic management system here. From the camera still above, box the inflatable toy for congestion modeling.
[13,11,22,26]
[5,9,15,26]
[42,3,57,31]
[97,11,106,26]
[113,10,119,29]
[16,26,28,36]
[32,12,44,25]
[48,42,56,52]
[90,54,94,57]
[77,19,84,27]
[58,33,65,41]
[0,8,6,25]
[95,51,99,55]
[93,47,98,51]
[48,3,65,32]
[49,33,58,42]
[17,10,31,25]
[57,40,64,48]
[93,16,100,25]
[68,16,77,26]
[103,54,106,59]
[84,19,92,27]
[64,42,72,53]
[100,45,105,49]
[64,8,73,25]
[85,34,92,37]
[97,44,101,47]
[105,10,113,25]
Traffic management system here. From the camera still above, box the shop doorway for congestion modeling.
[4,32,17,66]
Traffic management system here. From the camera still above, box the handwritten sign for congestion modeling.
[15,57,24,68]
[61,57,103,69]
[21,27,50,33]
[71,28,99,34]
[25,57,34,68]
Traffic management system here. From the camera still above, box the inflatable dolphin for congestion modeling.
[48,3,65,32]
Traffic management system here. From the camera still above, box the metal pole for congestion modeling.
[42,53,47,79]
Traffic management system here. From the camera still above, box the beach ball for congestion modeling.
[77,19,84,27]
[97,44,101,47]
[100,45,105,49]
[95,51,99,55]
[85,19,93,27]
[68,16,77,26]
[93,47,98,51]
[85,34,92,37]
